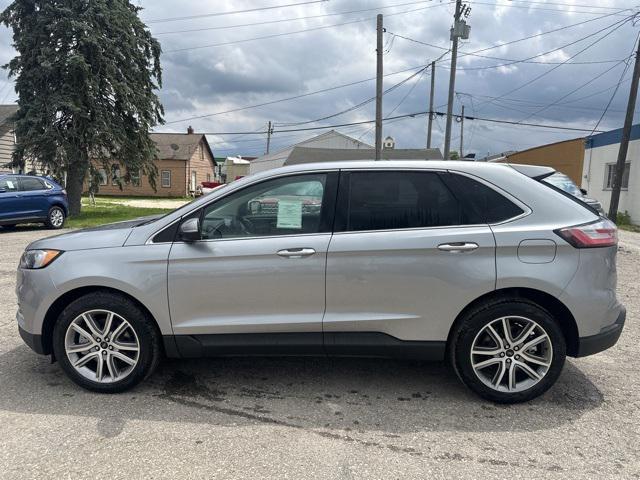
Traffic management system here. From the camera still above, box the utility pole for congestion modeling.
[459,105,465,158]
[427,61,435,149]
[609,38,640,220]
[443,0,471,160]
[375,14,384,160]
[266,121,273,154]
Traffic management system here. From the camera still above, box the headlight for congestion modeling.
[19,250,63,269]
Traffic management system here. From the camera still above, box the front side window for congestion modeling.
[342,171,463,232]
[0,176,19,192]
[200,173,328,240]
[605,163,630,190]
[19,177,46,191]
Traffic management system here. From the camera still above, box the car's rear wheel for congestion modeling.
[450,300,566,403]
[52,292,162,393]
[45,206,65,229]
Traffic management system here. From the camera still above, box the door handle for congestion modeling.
[437,242,479,253]
[276,248,316,258]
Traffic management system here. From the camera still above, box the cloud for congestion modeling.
[0,0,636,158]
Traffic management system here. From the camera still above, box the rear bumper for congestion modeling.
[576,306,626,357]
[18,325,47,355]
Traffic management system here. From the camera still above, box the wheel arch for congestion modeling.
[446,287,579,357]
[41,286,161,356]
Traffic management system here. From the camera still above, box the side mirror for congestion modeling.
[179,217,201,242]
[580,188,588,196]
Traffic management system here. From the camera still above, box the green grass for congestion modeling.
[619,223,640,233]
[66,199,174,228]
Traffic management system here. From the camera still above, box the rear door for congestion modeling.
[16,176,50,218]
[0,176,23,221]
[324,169,497,350]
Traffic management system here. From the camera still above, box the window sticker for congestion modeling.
[6,181,14,189]
[277,200,303,229]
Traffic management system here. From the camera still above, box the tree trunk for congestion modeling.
[66,161,87,217]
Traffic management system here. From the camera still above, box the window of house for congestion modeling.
[342,171,464,232]
[130,169,141,187]
[19,176,46,191]
[98,168,108,186]
[200,173,327,240]
[161,170,171,188]
[604,163,630,190]
[206,173,211,182]
[111,165,121,185]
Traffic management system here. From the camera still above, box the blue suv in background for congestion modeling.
[0,174,68,229]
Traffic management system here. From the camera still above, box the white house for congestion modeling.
[582,124,640,223]
[0,105,18,171]
[249,130,372,174]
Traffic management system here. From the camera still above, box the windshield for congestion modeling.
[542,172,582,197]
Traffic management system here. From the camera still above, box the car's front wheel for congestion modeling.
[52,291,162,393]
[45,206,66,229]
[450,299,566,403]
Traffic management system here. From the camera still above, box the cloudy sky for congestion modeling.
[0,0,637,159]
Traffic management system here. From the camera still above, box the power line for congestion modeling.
[275,65,430,127]
[474,14,635,110]
[165,11,632,126]
[164,64,428,124]
[589,31,640,135]
[183,110,606,135]
[516,57,632,123]
[154,0,450,36]
[146,0,328,24]
[162,3,446,54]
[468,1,632,16]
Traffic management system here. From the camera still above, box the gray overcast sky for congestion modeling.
[0,0,638,158]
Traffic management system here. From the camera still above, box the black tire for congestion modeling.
[52,291,162,393]
[45,206,66,229]
[449,299,566,403]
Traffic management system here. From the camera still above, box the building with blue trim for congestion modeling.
[583,123,640,223]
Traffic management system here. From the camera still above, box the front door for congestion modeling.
[324,170,497,353]
[168,171,338,354]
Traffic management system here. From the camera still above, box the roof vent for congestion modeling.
[187,125,194,134]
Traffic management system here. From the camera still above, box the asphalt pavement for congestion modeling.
[0,226,638,479]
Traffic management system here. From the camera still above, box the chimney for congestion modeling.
[187,125,194,134]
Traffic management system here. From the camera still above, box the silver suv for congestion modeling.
[16,161,625,403]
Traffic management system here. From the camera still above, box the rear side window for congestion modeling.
[341,171,464,231]
[0,176,19,191]
[447,173,525,224]
[19,177,47,191]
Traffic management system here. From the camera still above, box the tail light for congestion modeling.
[555,218,617,248]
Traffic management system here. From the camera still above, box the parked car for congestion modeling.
[16,161,624,403]
[541,171,605,216]
[0,174,68,229]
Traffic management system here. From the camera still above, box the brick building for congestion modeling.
[91,127,216,197]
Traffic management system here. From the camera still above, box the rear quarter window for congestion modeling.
[445,173,525,224]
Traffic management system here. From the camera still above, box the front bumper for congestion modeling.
[576,306,626,357]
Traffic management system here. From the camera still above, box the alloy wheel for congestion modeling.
[64,309,140,383]
[470,316,553,393]
[50,208,64,228]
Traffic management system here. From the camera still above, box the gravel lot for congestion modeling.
[1,226,639,479]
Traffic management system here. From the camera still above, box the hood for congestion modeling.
[27,215,162,251]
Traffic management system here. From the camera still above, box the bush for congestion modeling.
[617,211,632,225]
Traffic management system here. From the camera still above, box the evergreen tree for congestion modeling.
[1,0,164,215]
